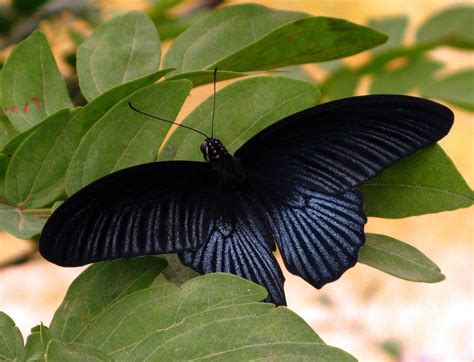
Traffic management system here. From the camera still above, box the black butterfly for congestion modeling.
[39,85,453,306]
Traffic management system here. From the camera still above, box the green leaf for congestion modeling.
[0,153,7,199]
[1,31,72,132]
[420,69,474,111]
[12,0,48,14]
[167,69,249,87]
[62,271,353,361]
[21,332,44,362]
[3,70,169,208]
[20,325,50,362]
[368,16,408,53]
[0,203,45,239]
[361,145,474,218]
[0,312,24,360]
[159,76,320,161]
[0,112,16,149]
[163,3,387,73]
[49,257,167,342]
[369,56,443,94]
[320,66,360,101]
[77,11,161,101]
[4,110,71,208]
[416,6,474,49]
[359,233,445,282]
[44,340,112,361]
[65,79,192,195]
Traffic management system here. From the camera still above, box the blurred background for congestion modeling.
[0,0,472,361]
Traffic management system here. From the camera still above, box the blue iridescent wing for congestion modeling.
[236,95,454,194]
[265,187,366,289]
[39,161,218,266]
[179,188,286,305]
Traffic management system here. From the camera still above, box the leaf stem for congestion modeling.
[20,208,52,218]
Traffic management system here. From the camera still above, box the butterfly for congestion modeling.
[39,76,454,306]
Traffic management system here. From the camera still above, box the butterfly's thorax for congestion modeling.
[200,138,247,187]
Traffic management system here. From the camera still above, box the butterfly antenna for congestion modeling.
[128,102,209,139]
[211,67,217,138]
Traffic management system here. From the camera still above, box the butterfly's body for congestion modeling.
[39,95,454,306]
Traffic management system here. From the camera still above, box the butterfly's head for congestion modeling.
[200,138,229,162]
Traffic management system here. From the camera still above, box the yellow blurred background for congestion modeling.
[0,0,472,361]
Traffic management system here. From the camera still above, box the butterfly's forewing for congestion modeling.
[178,187,286,305]
[39,161,218,266]
[236,95,454,194]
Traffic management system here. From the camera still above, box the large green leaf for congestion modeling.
[416,6,474,49]
[163,4,387,73]
[159,76,320,161]
[361,145,473,218]
[61,271,353,361]
[3,70,169,208]
[0,312,24,360]
[65,79,192,195]
[0,203,45,239]
[1,31,72,132]
[368,15,408,54]
[44,340,113,362]
[359,233,445,282]
[49,257,167,342]
[77,12,161,101]
[420,69,474,111]
[370,56,442,94]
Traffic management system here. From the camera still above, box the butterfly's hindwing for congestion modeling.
[266,188,366,289]
[179,188,286,305]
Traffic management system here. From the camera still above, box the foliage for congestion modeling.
[0,3,472,360]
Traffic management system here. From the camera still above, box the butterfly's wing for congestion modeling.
[39,161,219,266]
[233,95,452,290]
[265,187,366,290]
[235,95,454,194]
[179,186,286,305]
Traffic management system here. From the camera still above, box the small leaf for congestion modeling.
[1,31,72,131]
[3,70,169,208]
[320,66,360,101]
[49,257,167,342]
[163,4,387,73]
[370,56,443,94]
[368,16,409,53]
[77,12,161,101]
[21,332,44,362]
[416,6,474,49]
[361,145,473,218]
[159,76,320,161]
[0,311,24,360]
[359,233,445,282]
[0,203,45,239]
[44,340,112,361]
[61,271,354,361]
[65,79,192,194]
[420,69,474,111]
